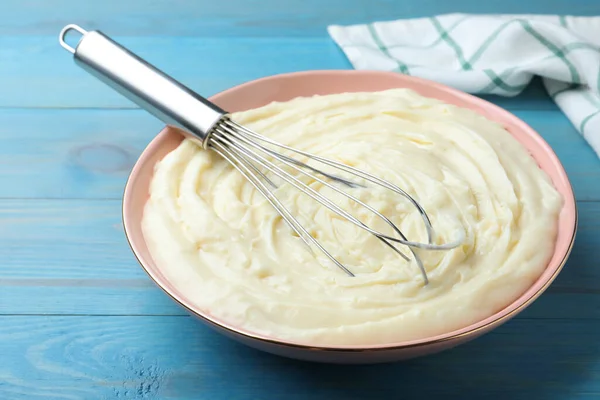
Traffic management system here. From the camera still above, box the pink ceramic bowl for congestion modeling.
[123,70,577,364]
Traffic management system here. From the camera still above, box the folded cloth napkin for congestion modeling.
[328,14,600,158]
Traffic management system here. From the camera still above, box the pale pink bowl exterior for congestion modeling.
[123,70,577,364]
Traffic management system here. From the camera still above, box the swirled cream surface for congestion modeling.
[142,89,562,346]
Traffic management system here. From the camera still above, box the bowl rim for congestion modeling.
[122,69,578,352]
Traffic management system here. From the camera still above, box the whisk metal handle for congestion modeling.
[59,24,227,148]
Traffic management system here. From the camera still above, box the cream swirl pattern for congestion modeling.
[141,89,562,346]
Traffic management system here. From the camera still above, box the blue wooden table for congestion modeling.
[1,1,600,398]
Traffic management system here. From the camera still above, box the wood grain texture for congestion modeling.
[1,0,597,37]
[1,316,600,399]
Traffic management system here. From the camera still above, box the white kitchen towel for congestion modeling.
[328,14,600,158]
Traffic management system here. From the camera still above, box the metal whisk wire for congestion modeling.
[209,118,461,284]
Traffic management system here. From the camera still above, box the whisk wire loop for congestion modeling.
[210,137,356,277]
[208,118,464,284]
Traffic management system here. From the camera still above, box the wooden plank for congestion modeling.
[0,200,598,318]
[2,0,596,37]
[1,316,599,399]
[2,284,600,319]
[0,110,161,200]
[0,108,597,200]
[2,36,555,109]
[0,200,136,279]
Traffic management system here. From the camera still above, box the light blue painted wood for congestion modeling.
[0,0,596,37]
[2,0,600,398]
[1,316,600,399]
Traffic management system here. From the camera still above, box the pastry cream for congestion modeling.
[141,89,562,346]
